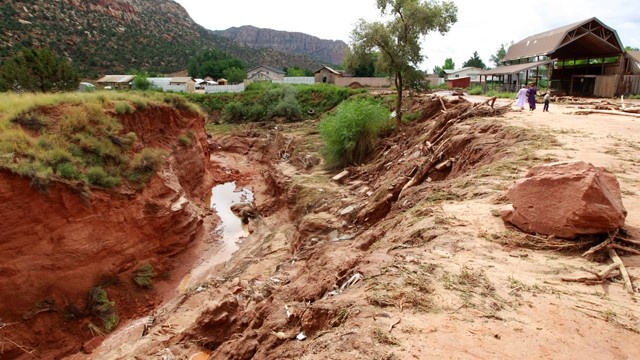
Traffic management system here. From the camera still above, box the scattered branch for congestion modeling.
[608,249,634,294]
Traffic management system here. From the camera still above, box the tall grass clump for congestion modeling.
[467,86,483,95]
[319,98,391,169]
[88,287,119,332]
[114,101,133,114]
[128,147,165,184]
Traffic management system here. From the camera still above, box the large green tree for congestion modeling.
[462,51,486,69]
[187,48,245,80]
[443,57,455,70]
[344,48,389,77]
[0,47,79,92]
[350,0,457,123]
[490,43,510,67]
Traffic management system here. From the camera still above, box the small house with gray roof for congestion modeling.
[247,65,286,82]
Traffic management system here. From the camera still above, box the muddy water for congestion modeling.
[178,182,254,292]
[207,181,254,260]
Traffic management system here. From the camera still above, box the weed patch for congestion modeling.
[319,98,392,169]
[88,286,119,332]
[134,264,156,289]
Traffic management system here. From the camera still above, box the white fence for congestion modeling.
[204,83,245,93]
[148,82,245,94]
[279,77,315,85]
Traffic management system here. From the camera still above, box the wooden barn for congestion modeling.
[481,17,640,97]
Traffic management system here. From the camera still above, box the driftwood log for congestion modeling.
[564,109,640,118]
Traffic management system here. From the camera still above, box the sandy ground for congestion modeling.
[78,98,640,360]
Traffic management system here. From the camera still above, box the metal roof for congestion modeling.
[443,67,483,75]
[482,59,555,76]
[503,17,624,62]
[169,77,195,83]
[247,64,285,74]
[314,65,341,75]
[96,75,135,83]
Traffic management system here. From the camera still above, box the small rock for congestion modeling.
[332,170,349,182]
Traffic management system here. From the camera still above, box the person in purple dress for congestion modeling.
[527,83,537,111]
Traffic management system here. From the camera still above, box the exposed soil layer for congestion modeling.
[0,106,214,359]
[5,95,640,360]
[67,94,640,360]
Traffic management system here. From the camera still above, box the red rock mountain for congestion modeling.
[214,25,348,66]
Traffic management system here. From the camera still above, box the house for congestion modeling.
[481,17,640,97]
[314,66,343,84]
[246,65,286,82]
[96,75,135,90]
[446,77,471,89]
[444,67,483,83]
[169,77,196,93]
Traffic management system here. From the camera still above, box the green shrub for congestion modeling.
[42,148,73,166]
[131,148,164,172]
[271,94,302,121]
[134,264,156,289]
[133,99,147,110]
[128,147,165,184]
[177,134,192,147]
[114,102,133,115]
[467,86,483,95]
[319,98,392,169]
[89,287,119,332]
[222,101,245,122]
[246,103,266,122]
[86,166,121,188]
[57,162,80,179]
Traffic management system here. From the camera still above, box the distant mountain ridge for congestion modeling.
[214,25,348,66]
[0,0,324,77]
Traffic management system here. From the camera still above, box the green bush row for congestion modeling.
[186,83,364,123]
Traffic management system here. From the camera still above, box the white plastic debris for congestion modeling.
[340,273,364,291]
[296,332,307,341]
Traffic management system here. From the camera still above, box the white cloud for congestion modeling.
[174,0,640,72]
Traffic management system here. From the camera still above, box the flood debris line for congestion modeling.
[355,96,510,226]
[562,96,640,118]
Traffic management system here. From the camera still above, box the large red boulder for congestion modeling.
[500,161,627,238]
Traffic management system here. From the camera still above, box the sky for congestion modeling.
[174,0,640,72]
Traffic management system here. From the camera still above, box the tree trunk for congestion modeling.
[395,72,403,127]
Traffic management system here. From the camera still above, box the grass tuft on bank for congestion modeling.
[0,91,197,191]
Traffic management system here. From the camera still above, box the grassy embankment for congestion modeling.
[0,91,200,191]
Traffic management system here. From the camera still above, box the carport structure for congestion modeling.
[481,18,640,97]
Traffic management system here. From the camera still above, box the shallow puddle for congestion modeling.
[178,182,253,291]
[208,181,254,255]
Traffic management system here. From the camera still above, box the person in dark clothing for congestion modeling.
[527,83,537,111]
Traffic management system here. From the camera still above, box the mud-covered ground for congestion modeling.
[78,95,640,360]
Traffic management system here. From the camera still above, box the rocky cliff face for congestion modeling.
[215,25,348,66]
[0,105,214,359]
